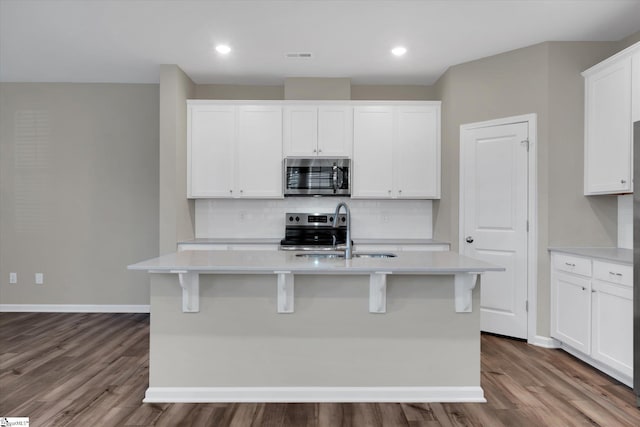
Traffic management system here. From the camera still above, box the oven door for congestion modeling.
[284,157,350,196]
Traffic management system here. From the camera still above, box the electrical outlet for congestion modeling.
[35,273,44,285]
[9,272,17,284]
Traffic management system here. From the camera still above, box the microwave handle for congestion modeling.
[332,164,338,193]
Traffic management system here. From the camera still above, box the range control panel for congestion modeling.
[285,212,347,227]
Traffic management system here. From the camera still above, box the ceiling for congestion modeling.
[1,0,639,86]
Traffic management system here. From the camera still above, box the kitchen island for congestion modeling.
[129,249,503,403]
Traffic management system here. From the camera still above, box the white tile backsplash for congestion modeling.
[618,194,633,249]
[195,198,433,239]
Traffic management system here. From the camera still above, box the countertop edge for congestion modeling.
[548,247,632,264]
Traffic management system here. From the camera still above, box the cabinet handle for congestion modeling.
[313,149,317,153]
[388,190,392,195]
[398,189,402,194]
[318,149,322,153]
[581,287,586,291]
[609,271,623,277]
[240,189,244,194]
[229,189,233,194]
[621,179,627,184]
[565,262,576,267]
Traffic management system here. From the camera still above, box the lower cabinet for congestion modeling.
[550,251,633,386]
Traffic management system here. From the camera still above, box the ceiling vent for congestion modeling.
[285,52,313,59]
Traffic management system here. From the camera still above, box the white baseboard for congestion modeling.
[0,304,150,313]
[528,335,561,348]
[143,386,486,403]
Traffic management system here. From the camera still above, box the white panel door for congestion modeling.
[236,106,283,198]
[352,106,394,198]
[584,57,633,194]
[283,106,318,157]
[318,106,353,157]
[591,280,633,377]
[395,106,440,198]
[461,122,528,338]
[188,105,236,198]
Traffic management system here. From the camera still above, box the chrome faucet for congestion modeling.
[333,202,352,259]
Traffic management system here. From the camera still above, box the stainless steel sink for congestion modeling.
[353,253,397,258]
[295,253,345,259]
[295,252,397,259]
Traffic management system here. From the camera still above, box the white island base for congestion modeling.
[144,272,484,403]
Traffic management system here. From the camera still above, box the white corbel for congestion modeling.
[275,271,294,313]
[369,272,391,313]
[171,270,199,313]
[454,273,479,313]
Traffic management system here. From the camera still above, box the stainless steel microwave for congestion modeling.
[283,157,350,196]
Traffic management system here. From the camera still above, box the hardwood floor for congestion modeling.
[1,312,639,426]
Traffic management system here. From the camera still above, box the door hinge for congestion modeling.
[526,220,529,232]
[525,300,529,312]
[521,139,530,152]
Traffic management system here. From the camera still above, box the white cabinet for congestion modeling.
[236,106,283,198]
[187,102,283,199]
[591,280,633,377]
[550,251,633,386]
[352,103,441,199]
[188,105,236,198]
[633,53,640,123]
[551,270,591,354]
[583,42,639,195]
[283,105,352,157]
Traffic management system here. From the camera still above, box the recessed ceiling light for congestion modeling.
[391,46,407,56]
[216,44,231,55]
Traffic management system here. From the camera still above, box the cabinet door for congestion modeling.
[551,271,591,354]
[395,106,440,198]
[584,57,633,195]
[188,105,236,198]
[283,106,318,156]
[236,106,283,198]
[591,280,633,378]
[318,106,353,157]
[352,106,394,198]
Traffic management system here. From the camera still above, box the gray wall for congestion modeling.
[193,83,436,101]
[0,83,159,305]
[159,65,196,255]
[195,84,284,100]
[432,41,619,337]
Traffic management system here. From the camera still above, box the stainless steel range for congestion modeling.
[279,212,350,251]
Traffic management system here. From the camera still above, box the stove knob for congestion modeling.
[289,216,294,222]
[341,217,346,223]
[295,216,300,222]
[329,216,334,222]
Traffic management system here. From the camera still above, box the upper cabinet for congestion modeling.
[352,103,441,199]
[583,42,639,195]
[187,100,441,200]
[283,105,352,157]
[188,102,283,199]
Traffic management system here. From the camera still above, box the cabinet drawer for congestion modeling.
[553,253,592,277]
[593,260,632,287]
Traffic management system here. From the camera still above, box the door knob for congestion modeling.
[465,236,474,243]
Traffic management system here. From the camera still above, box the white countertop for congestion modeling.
[129,249,502,274]
[178,238,450,246]
[548,247,632,264]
